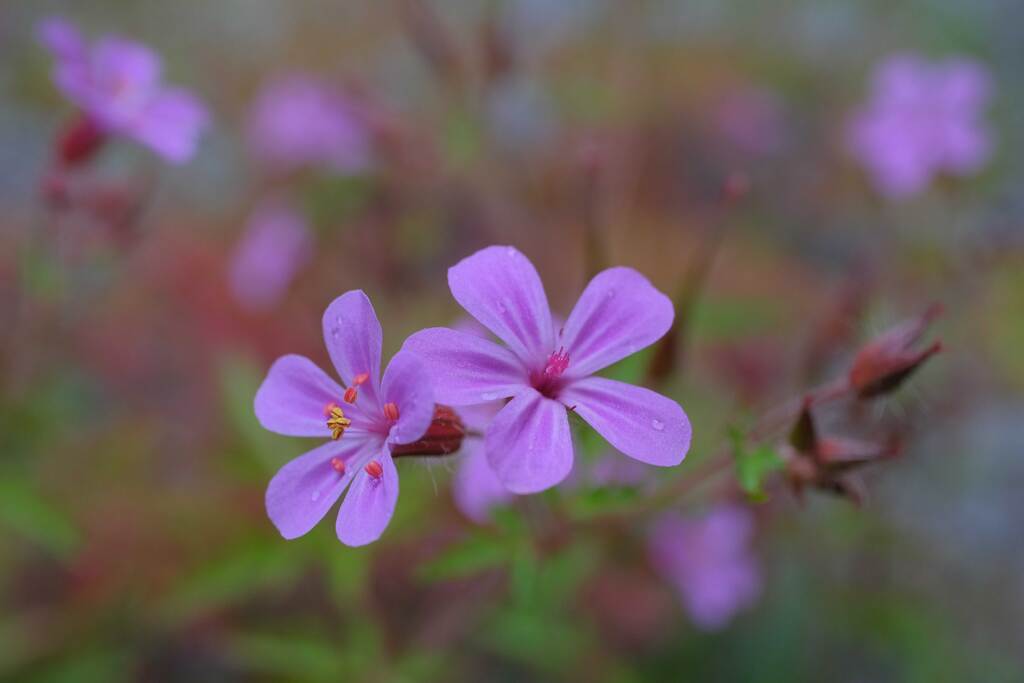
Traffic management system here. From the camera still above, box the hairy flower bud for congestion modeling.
[849,304,943,399]
[784,399,899,504]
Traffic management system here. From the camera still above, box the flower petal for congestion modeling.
[265,436,376,540]
[336,449,399,546]
[254,355,344,437]
[36,17,85,62]
[559,267,673,377]
[559,377,690,466]
[485,388,573,493]
[380,350,435,445]
[402,327,527,405]
[322,290,383,410]
[129,87,210,163]
[447,246,554,366]
[453,440,514,524]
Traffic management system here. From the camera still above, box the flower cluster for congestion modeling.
[255,245,692,545]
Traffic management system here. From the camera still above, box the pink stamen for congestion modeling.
[330,457,346,474]
[364,460,383,479]
[353,372,370,386]
[343,386,358,403]
[383,402,400,421]
[543,347,570,378]
[323,401,340,417]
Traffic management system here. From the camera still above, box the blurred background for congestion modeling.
[1,1,1023,681]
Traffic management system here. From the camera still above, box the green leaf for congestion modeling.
[158,540,302,621]
[223,631,362,682]
[0,480,79,557]
[418,533,513,582]
[566,485,641,520]
[730,428,784,501]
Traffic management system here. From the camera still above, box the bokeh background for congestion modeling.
[2,1,1023,681]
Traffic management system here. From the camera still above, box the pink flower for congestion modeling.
[403,246,691,494]
[649,505,761,630]
[846,53,994,198]
[228,199,313,313]
[246,73,371,173]
[254,292,434,546]
[36,16,208,164]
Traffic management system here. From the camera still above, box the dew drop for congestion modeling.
[311,490,321,502]
[652,419,665,431]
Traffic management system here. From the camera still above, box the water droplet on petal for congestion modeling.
[311,490,321,502]
[652,419,665,431]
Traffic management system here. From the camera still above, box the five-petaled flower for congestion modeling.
[254,291,434,546]
[648,504,761,631]
[846,53,993,198]
[403,245,692,494]
[37,16,209,164]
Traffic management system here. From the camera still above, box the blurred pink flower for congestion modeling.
[649,504,761,631]
[255,292,435,546]
[36,16,209,164]
[228,200,313,313]
[246,73,371,173]
[846,53,994,198]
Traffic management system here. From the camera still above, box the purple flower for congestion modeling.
[228,199,313,313]
[246,73,371,173]
[846,53,994,198]
[648,505,761,631]
[254,291,434,546]
[403,246,691,494]
[37,16,209,164]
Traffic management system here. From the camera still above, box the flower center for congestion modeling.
[325,402,352,440]
[530,347,570,398]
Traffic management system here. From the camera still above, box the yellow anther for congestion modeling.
[327,405,352,440]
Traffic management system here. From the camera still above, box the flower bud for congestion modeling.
[849,304,943,399]
[390,405,465,457]
[57,114,106,167]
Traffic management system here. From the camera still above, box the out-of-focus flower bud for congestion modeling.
[391,405,466,457]
[849,304,943,399]
[783,398,899,504]
[57,114,106,167]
